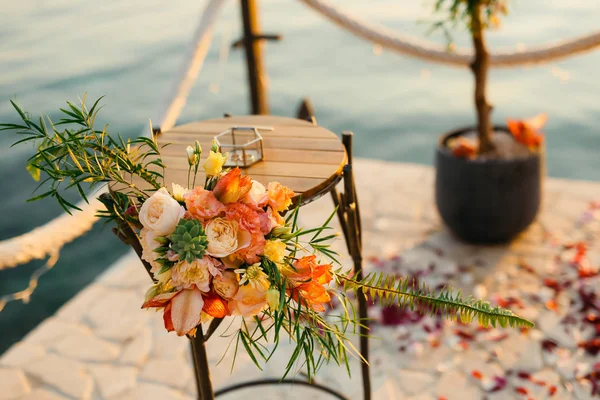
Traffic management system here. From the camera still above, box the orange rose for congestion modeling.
[213,168,253,204]
[267,182,295,212]
[184,187,225,220]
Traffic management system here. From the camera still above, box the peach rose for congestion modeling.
[184,187,225,220]
[213,271,239,300]
[241,180,268,208]
[205,217,251,258]
[229,284,267,317]
[213,168,253,204]
[267,182,294,212]
[139,187,185,235]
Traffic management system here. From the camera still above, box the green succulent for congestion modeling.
[169,219,208,263]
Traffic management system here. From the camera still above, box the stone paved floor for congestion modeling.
[1,160,600,400]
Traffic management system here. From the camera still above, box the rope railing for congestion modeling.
[300,0,600,68]
[0,0,227,308]
[3,0,600,302]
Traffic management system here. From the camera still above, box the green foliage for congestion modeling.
[341,271,534,329]
[169,219,208,263]
[0,95,167,217]
[429,0,508,42]
[223,206,533,380]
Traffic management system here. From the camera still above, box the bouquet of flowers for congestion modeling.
[1,97,533,379]
[138,141,334,339]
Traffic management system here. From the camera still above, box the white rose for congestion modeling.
[205,218,251,258]
[139,187,184,235]
[140,228,162,273]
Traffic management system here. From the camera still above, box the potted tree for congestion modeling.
[433,0,546,243]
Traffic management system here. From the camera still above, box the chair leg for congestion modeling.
[335,131,371,400]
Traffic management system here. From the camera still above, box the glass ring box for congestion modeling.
[214,126,272,168]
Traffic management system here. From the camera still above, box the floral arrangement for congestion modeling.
[1,97,533,378]
[137,144,333,337]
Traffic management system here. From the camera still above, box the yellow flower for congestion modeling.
[263,240,286,263]
[204,151,228,176]
[235,263,270,291]
[266,288,280,311]
[171,183,188,202]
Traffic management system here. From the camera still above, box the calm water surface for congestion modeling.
[1,0,599,352]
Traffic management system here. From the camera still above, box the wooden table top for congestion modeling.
[156,115,347,203]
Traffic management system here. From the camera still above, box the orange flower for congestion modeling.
[202,292,230,318]
[267,182,295,212]
[184,187,225,220]
[447,137,477,159]
[143,288,205,336]
[213,168,253,204]
[282,255,333,312]
[507,113,547,148]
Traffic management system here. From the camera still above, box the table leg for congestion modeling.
[190,325,215,400]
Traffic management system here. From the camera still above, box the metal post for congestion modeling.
[240,0,269,115]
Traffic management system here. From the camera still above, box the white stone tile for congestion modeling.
[120,328,152,366]
[0,343,45,368]
[87,288,150,341]
[111,383,193,400]
[23,354,94,399]
[55,284,106,323]
[20,389,65,400]
[52,331,120,362]
[98,252,149,289]
[151,330,189,360]
[22,317,92,347]
[140,359,192,390]
[395,370,436,396]
[0,368,31,400]
[88,364,137,398]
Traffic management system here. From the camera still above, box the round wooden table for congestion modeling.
[157,115,347,203]
[126,115,369,400]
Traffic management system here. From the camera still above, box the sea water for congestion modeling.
[0,0,598,352]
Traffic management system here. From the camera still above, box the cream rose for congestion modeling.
[140,228,162,273]
[171,257,213,292]
[139,187,184,235]
[205,217,251,258]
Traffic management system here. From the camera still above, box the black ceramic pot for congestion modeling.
[435,126,543,244]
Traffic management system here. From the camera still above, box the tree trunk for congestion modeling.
[470,3,495,154]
